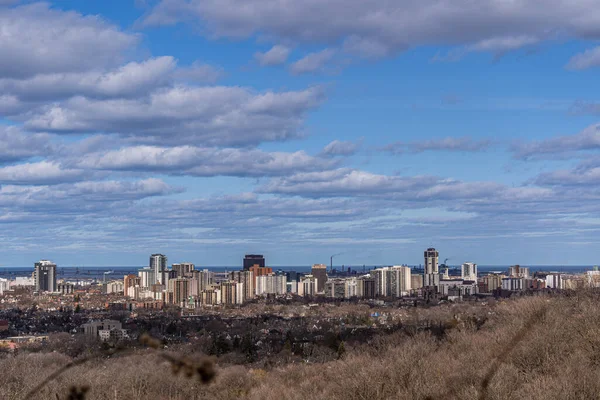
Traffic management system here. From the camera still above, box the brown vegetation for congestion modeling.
[2,292,600,399]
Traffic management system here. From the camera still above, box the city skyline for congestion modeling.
[2,1,600,266]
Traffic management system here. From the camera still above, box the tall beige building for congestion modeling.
[168,278,189,307]
[221,281,244,305]
[172,262,195,278]
[423,248,440,287]
[461,262,478,281]
[299,275,318,297]
[372,266,411,297]
[230,270,254,301]
[509,265,530,279]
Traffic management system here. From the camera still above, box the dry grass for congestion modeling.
[3,292,600,400]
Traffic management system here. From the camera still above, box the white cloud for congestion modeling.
[173,61,224,83]
[512,123,600,159]
[321,140,360,156]
[0,3,138,79]
[140,0,600,58]
[74,145,335,177]
[0,161,85,185]
[289,48,337,74]
[0,57,177,101]
[385,137,491,154]
[0,125,53,163]
[23,86,325,146]
[467,35,539,53]
[254,45,291,66]
[566,46,600,70]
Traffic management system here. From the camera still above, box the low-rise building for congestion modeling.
[82,320,127,341]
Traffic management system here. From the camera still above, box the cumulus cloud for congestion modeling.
[0,178,178,211]
[0,161,86,185]
[254,45,291,66]
[0,126,53,163]
[570,101,600,116]
[512,123,600,160]
[0,3,138,79]
[74,145,335,177]
[0,94,25,115]
[384,137,491,154]
[536,167,600,186]
[566,46,600,70]
[467,35,540,53]
[289,48,337,74]
[0,57,177,102]
[342,35,395,58]
[321,140,360,156]
[432,35,540,61]
[260,168,438,198]
[23,86,325,146]
[173,61,224,83]
[68,178,180,201]
[258,168,557,216]
[140,0,600,58]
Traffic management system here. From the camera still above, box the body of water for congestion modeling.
[0,264,596,280]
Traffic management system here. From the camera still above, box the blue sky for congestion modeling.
[1,0,600,267]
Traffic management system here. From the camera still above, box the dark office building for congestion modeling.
[361,277,376,299]
[286,270,300,282]
[311,264,328,293]
[243,254,265,270]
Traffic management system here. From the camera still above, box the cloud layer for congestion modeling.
[141,0,600,59]
[1,1,600,266]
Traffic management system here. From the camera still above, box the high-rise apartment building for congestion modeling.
[461,262,478,281]
[138,268,155,289]
[509,265,530,279]
[243,254,265,270]
[325,279,346,298]
[230,270,254,301]
[372,266,411,297]
[311,264,328,293]
[344,277,359,298]
[483,273,504,292]
[411,273,423,290]
[359,277,376,298]
[546,273,564,289]
[249,265,273,287]
[388,266,411,297]
[502,277,524,291]
[124,274,140,291]
[201,288,221,305]
[189,269,215,296]
[168,278,190,307]
[172,262,195,278]
[424,248,440,287]
[34,260,57,292]
[192,269,215,291]
[255,273,287,296]
[299,275,318,297]
[149,254,167,284]
[221,281,244,305]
